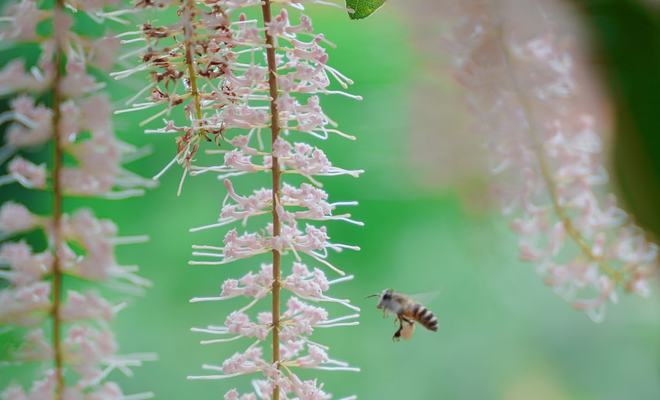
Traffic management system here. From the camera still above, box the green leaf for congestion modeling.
[346,0,386,20]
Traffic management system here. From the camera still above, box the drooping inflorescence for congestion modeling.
[447,0,659,322]
[114,0,362,398]
[0,0,154,398]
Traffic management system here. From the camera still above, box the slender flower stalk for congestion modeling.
[0,0,154,397]
[182,0,205,137]
[261,2,283,397]
[51,2,66,395]
[446,0,659,321]
[117,0,362,397]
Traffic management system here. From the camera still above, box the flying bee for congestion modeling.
[368,289,438,341]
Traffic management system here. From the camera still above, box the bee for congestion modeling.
[368,289,438,341]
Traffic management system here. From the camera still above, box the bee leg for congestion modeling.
[392,324,403,342]
[392,315,406,342]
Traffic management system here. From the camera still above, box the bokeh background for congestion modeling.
[2,0,660,399]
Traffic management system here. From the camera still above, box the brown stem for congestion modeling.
[495,21,622,282]
[51,1,66,398]
[261,1,282,399]
[183,0,204,137]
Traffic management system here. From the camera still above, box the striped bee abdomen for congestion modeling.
[409,303,438,332]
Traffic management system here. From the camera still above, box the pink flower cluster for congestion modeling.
[1,372,148,400]
[190,288,359,398]
[0,0,153,397]
[0,11,154,198]
[117,0,361,398]
[447,0,658,321]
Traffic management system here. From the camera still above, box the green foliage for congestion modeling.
[346,0,386,20]
[573,0,660,240]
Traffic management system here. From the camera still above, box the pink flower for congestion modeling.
[0,241,52,286]
[0,202,37,235]
[222,347,266,375]
[0,282,51,326]
[5,95,53,147]
[89,36,120,71]
[8,156,46,188]
[53,209,123,282]
[294,345,329,368]
[225,312,269,340]
[79,95,113,132]
[1,370,56,400]
[61,291,115,322]
[0,60,48,94]
[447,0,659,321]
[290,376,331,400]
[282,262,330,298]
[15,328,52,362]
[59,60,100,99]
[0,0,49,41]
[63,325,117,380]
[224,389,258,400]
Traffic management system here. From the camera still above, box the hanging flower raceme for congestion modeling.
[446,0,658,322]
[0,0,153,398]
[115,0,361,398]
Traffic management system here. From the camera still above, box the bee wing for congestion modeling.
[408,291,440,306]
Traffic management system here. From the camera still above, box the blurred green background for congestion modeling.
[2,1,660,399]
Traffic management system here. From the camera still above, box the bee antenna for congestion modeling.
[365,293,380,299]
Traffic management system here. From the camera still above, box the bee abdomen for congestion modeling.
[411,304,438,332]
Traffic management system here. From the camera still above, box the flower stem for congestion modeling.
[51,1,66,398]
[183,0,204,137]
[261,1,282,399]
